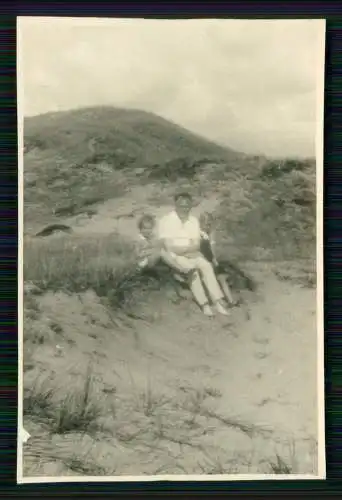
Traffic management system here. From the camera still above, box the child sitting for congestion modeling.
[137,214,163,269]
[137,214,195,297]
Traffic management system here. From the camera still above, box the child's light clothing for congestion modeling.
[137,234,163,268]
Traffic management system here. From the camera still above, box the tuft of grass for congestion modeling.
[182,388,207,428]
[53,364,102,434]
[199,407,272,439]
[268,453,293,474]
[24,438,119,477]
[140,385,161,417]
[198,454,238,475]
[274,261,316,289]
[62,454,117,476]
[24,318,54,346]
[267,438,303,475]
[23,364,105,435]
[130,378,170,418]
[23,373,56,419]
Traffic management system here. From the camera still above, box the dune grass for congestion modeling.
[23,232,171,312]
[24,232,137,290]
[23,363,317,476]
[24,362,107,434]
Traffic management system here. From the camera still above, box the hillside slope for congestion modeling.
[23,107,243,229]
[24,106,239,164]
[23,106,315,263]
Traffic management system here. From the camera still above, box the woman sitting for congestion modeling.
[136,210,250,310]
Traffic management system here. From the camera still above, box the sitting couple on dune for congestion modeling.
[136,191,237,317]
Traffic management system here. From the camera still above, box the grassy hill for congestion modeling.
[24,106,316,262]
[24,106,241,225]
[24,106,239,164]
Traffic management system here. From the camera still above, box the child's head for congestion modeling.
[138,214,156,241]
[200,212,215,233]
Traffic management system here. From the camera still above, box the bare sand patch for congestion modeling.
[22,263,318,478]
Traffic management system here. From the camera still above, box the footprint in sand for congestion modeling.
[253,336,270,345]
[257,397,273,407]
[255,351,269,360]
[229,330,239,338]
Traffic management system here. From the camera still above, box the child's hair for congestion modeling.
[137,214,156,231]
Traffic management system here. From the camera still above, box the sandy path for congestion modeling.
[117,269,318,474]
[134,271,317,437]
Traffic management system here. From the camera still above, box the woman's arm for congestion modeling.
[160,248,195,274]
[162,237,200,256]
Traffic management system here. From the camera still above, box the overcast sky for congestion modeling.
[18,17,325,158]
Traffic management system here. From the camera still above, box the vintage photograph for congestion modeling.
[18,17,325,482]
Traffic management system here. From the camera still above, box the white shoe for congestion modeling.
[202,304,214,317]
[215,301,231,316]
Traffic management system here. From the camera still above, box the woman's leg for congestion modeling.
[160,250,194,274]
[188,270,212,310]
[161,252,213,316]
[217,274,236,305]
[193,256,230,315]
[193,256,223,301]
